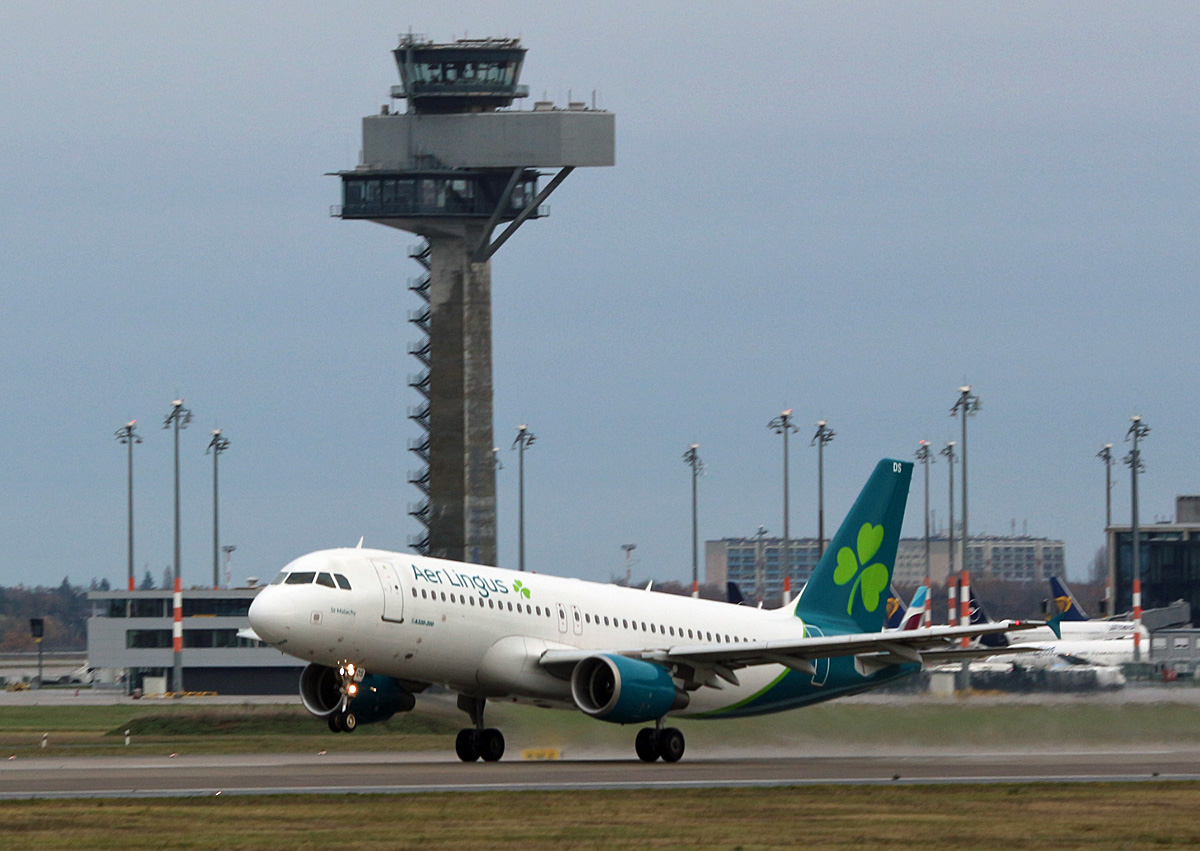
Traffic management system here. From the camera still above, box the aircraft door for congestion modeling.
[556,603,568,634]
[803,623,830,686]
[570,605,583,636]
[372,560,405,623]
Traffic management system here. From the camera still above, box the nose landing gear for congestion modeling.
[326,662,363,733]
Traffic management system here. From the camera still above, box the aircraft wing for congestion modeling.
[539,620,1046,686]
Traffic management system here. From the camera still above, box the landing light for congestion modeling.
[348,683,358,696]
[346,663,356,677]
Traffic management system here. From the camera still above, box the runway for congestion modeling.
[1,747,1197,799]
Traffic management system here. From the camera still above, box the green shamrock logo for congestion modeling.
[512,580,531,599]
[832,523,889,616]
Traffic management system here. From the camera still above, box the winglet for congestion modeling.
[356,537,364,549]
[1046,612,1064,639]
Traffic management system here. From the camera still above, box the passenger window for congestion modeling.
[622,619,628,629]
[536,606,541,616]
[688,629,694,639]
[335,574,351,590]
[507,602,513,611]
[470,597,475,606]
[604,616,610,626]
[706,632,712,642]
[440,592,446,602]
[270,573,288,585]
[641,622,647,631]
[585,614,591,624]
[650,624,656,634]
[669,626,675,637]
[574,611,580,621]
[488,599,494,609]
[315,573,336,588]
[285,572,316,585]
[421,589,428,599]
[412,588,417,597]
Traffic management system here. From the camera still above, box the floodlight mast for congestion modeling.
[511,425,536,572]
[950,386,981,573]
[812,421,835,557]
[768,409,798,590]
[334,35,613,566]
[206,429,231,590]
[940,441,958,576]
[915,440,934,625]
[114,420,142,593]
[163,399,192,694]
[1125,415,1150,661]
[683,445,705,597]
[1098,442,1115,614]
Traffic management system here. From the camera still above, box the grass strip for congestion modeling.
[1,783,1199,850]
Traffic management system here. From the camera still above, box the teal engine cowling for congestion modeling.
[299,663,416,725]
[570,654,688,724]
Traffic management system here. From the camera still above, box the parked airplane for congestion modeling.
[1050,576,1091,622]
[247,459,1044,763]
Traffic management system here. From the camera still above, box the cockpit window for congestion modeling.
[335,574,352,590]
[270,573,288,585]
[315,573,336,588]
[285,572,316,585]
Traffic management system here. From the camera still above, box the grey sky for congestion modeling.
[1,2,1197,590]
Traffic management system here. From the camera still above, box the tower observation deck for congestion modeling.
[333,35,614,565]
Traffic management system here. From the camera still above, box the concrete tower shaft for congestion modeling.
[334,35,613,566]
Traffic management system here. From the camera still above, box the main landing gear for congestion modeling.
[455,695,505,763]
[635,722,685,763]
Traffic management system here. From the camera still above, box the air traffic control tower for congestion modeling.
[333,36,614,565]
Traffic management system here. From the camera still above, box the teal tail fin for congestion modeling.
[793,458,913,633]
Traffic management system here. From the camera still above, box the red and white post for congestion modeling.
[947,574,959,627]
[959,570,971,648]
[922,577,932,628]
[172,575,183,691]
[1133,577,1143,660]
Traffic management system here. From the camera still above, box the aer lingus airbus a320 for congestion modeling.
[247,459,1046,763]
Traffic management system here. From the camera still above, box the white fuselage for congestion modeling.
[1009,620,1148,644]
[249,547,819,716]
[998,635,1139,668]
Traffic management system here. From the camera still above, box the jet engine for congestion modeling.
[570,654,688,724]
[299,663,416,726]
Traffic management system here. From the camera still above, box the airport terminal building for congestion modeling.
[86,587,304,694]
[1108,495,1200,621]
[707,534,1065,603]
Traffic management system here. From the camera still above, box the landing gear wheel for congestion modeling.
[455,728,481,762]
[340,711,357,733]
[635,728,659,762]
[656,727,685,763]
[327,716,341,733]
[479,728,506,762]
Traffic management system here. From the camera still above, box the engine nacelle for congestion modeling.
[570,654,688,724]
[299,663,416,725]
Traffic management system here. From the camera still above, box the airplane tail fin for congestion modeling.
[793,459,912,633]
[968,589,1009,648]
[898,584,929,631]
[727,581,746,606]
[1050,576,1090,621]
[884,584,907,630]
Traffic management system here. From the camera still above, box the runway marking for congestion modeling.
[3,773,1200,800]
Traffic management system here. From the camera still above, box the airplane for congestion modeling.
[1050,576,1092,622]
[247,458,1047,763]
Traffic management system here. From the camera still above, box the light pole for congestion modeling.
[1098,443,1115,614]
[114,420,142,592]
[768,410,798,589]
[1125,415,1150,661]
[511,425,535,572]
[163,399,192,694]
[940,441,957,578]
[683,444,704,597]
[754,524,768,605]
[915,440,933,625]
[812,420,835,557]
[206,429,230,590]
[950,386,981,572]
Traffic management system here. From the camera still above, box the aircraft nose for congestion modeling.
[248,587,293,646]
